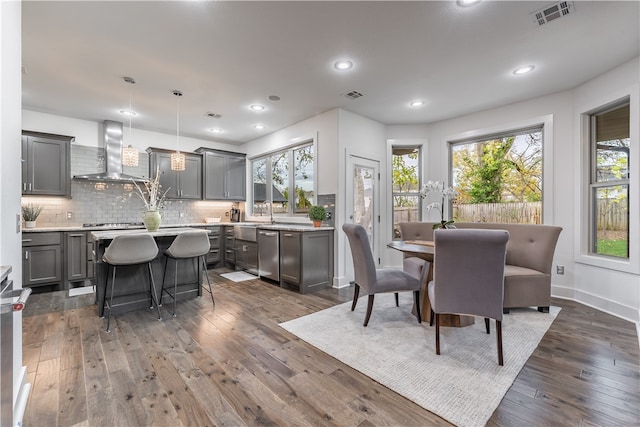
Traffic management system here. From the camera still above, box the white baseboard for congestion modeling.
[332,276,350,289]
[552,284,639,324]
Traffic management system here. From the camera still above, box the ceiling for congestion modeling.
[21,1,639,146]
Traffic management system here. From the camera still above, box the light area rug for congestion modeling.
[280,293,560,427]
[68,286,94,297]
[220,271,259,282]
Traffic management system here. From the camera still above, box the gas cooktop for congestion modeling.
[82,222,144,228]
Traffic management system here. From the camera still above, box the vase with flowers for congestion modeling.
[132,166,170,231]
[420,180,458,229]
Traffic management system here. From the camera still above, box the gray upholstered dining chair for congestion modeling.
[428,228,509,365]
[343,223,427,326]
[102,233,161,332]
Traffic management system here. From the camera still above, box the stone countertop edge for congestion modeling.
[0,265,12,283]
[24,222,335,233]
[90,227,211,241]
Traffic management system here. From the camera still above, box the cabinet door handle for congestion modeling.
[25,252,28,260]
[23,183,26,191]
[283,233,293,237]
[22,239,32,243]
[29,183,32,191]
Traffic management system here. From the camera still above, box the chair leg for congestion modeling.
[200,256,215,306]
[394,292,399,307]
[484,318,490,334]
[435,313,441,355]
[430,309,434,327]
[413,290,421,323]
[148,262,162,321]
[351,284,360,311]
[496,319,504,366]
[160,256,169,307]
[363,294,375,327]
[172,258,179,317]
[538,306,550,313]
[106,266,117,332]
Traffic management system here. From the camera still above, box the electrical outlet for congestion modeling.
[67,212,73,219]
[179,212,184,218]
[556,265,564,275]
[326,211,332,220]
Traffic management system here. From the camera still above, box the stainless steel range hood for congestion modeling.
[73,120,147,182]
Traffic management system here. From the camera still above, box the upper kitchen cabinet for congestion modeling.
[147,148,202,200]
[196,148,246,201]
[22,131,72,197]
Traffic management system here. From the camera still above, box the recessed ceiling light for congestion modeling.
[334,60,353,71]
[409,100,425,108]
[119,110,137,116]
[513,65,535,75]
[250,104,265,111]
[254,124,265,130]
[457,0,481,7]
[209,128,223,133]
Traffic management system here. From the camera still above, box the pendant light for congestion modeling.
[171,90,186,171]
[121,76,139,167]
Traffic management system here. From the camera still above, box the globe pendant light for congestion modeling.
[121,76,139,167]
[171,90,186,171]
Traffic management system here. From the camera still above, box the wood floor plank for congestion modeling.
[21,273,640,427]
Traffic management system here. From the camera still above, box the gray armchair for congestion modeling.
[428,228,509,365]
[343,223,426,326]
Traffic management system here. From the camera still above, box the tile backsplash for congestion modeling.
[22,145,241,227]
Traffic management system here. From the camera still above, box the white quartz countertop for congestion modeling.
[90,227,209,241]
[25,222,334,233]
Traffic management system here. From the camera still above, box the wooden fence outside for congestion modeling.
[395,202,626,230]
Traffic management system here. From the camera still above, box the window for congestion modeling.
[450,127,543,224]
[251,142,315,217]
[589,101,630,259]
[392,146,421,239]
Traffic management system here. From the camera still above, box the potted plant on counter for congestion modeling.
[22,203,43,229]
[308,205,327,227]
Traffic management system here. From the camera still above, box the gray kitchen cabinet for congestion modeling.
[197,148,246,201]
[280,230,333,294]
[22,232,63,291]
[65,231,87,284]
[193,225,222,266]
[148,148,202,200]
[21,131,72,197]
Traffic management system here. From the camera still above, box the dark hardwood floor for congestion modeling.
[22,269,640,426]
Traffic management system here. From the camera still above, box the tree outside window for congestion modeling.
[451,128,543,224]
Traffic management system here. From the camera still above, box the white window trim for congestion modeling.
[244,135,318,223]
[575,85,639,274]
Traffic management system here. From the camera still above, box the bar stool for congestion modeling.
[102,233,162,332]
[161,231,215,316]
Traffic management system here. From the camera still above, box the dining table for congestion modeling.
[387,239,475,327]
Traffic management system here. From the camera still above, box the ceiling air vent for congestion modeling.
[532,1,574,26]
[344,90,363,100]
[206,112,222,118]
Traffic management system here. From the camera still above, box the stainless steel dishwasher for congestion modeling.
[258,229,279,282]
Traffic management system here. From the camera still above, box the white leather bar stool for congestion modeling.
[102,233,162,332]
[161,231,215,316]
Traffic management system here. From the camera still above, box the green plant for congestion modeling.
[308,205,327,221]
[22,203,43,221]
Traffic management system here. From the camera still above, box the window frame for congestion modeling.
[588,100,630,259]
[391,145,422,240]
[448,125,545,224]
[248,138,316,219]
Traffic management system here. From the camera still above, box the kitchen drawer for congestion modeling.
[22,232,62,246]
[207,248,221,264]
[209,234,220,249]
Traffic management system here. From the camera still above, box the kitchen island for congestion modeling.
[91,227,209,317]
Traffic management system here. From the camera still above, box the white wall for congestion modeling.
[22,110,240,153]
[386,57,640,323]
[1,0,26,421]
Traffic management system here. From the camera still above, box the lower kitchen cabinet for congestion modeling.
[22,232,63,292]
[235,241,258,275]
[280,230,333,294]
[66,231,87,284]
